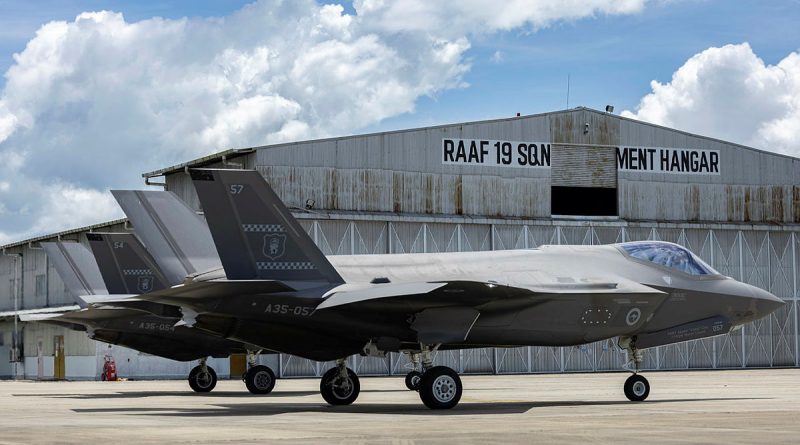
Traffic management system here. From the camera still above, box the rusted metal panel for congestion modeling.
[794,186,800,223]
[620,180,796,224]
[551,145,616,188]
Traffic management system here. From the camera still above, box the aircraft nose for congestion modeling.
[748,285,785,316]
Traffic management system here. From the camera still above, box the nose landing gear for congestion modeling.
[188,357,217,393]
[320,359,360,405]
[242,350,276,395]
[624,374,650,401]
[620,336,650,402]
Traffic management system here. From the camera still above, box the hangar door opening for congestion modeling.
[551,145,617,217]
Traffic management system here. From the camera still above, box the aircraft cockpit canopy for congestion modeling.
[618,241,719,276]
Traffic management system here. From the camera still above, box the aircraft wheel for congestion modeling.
[244,365,276,395]
[405,370,422,391]
[320,367,360,405]
[419,366,462,409]
[188,365,217,393]
[624,374,650,402]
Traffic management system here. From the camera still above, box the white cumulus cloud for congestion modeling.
[0,0,648,244]
[622,43,800,156]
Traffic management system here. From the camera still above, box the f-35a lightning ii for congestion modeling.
[23,235,276,394]
[109,168,784,409]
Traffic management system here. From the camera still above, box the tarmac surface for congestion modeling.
[1,369,799,444]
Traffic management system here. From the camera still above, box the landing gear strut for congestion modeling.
[188,357,217,393]
[320,358,360,405]
[620,336,650,402]
[242,350,276,395]
[404,352,422,391]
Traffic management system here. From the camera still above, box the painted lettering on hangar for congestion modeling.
[441,138,721,175]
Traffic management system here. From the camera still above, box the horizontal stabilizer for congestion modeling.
[79,294,141,305]
[19,313,65,322]
[133,279,293,306]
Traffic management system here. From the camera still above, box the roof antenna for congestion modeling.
[566,74,570,109]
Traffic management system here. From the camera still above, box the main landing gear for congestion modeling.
[320,345,463,409]
[188,357,217,393]
[242,350,276,395]
[404,352,422,391]
[404,346,463,409]
[405,370,423,391]
[320,359,360,405]
[620,336,650,402]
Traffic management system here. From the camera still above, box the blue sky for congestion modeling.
[0,0,799,242]
[2,1,797,129]
[376,0,800,130]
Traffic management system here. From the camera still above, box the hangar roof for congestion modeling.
[141,106,800,179]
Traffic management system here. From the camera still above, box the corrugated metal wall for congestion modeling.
[0,221,130,312]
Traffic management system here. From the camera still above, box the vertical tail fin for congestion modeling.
[86,232,170,294]
[41,242,108,308]
[190,168,344,285]
[111,190,222,284]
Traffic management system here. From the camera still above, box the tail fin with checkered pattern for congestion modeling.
[190,168,344,285]
[86,232,169,295]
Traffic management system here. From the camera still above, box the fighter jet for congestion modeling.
[106,168,785,409]
[23,236,276,394]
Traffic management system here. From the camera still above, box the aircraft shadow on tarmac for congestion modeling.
[66,397,767,417]
[13,387,492,400]
[13,390,323,399]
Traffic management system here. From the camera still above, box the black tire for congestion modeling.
[405,371,422,391]
[244,365,276,395]
[320,367,360,406]
[188,365,217,393]
[418,366,462,409]
[624,374,650,402]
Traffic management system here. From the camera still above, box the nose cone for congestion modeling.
[747,284,785,317]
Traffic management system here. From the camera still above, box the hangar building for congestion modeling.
[1,107,798,380]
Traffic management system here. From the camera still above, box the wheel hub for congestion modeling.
[196,371,212,388]
[331,377,354,399]
[432,375,457,403]
[254,371,272,389]
[632,381,646,396]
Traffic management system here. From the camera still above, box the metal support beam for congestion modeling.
[739,230,746,368]
[793,232,798,367]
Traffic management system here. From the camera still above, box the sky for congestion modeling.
[0,0,798,244]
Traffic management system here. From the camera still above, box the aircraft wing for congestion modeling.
[316,276,665,310]
[315,277,666,344]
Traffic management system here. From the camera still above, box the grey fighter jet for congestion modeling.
[109,168,785,409]
[23,237,276,394]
